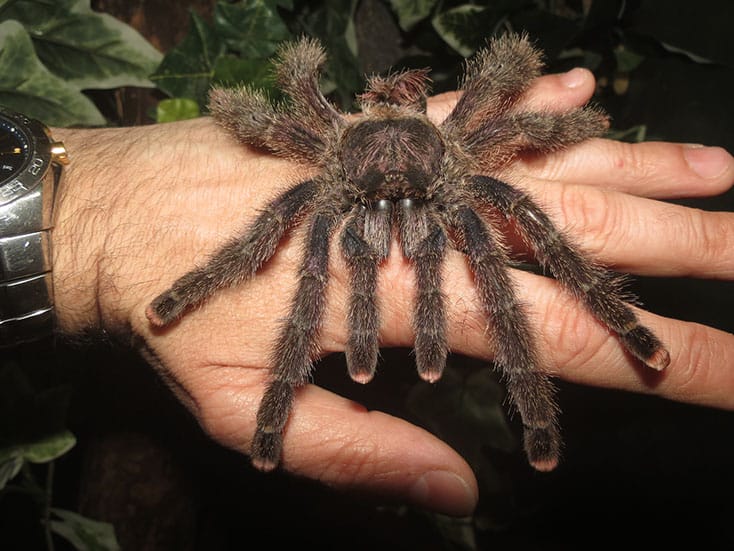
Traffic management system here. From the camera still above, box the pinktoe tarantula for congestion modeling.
[147,34,670,472]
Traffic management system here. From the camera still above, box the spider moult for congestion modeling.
[147,34,670,472]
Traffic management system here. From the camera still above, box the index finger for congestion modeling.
[516,139,734,199]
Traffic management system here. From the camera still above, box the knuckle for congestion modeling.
[687,210,733,272]
[303,425,383,485]
[606,140,659,183]
[668,322,718,401]
[539,286,602,371]
[556,184,620,258]
[193,370,263,448]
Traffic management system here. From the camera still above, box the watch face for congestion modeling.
[0,116,30,183]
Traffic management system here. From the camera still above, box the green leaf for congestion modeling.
[0,430,75,489]
[150,12,224,109]
[300,0,361,109]
[0,454,23,490]
[50,508,121,551]
[431,4,487,57]
[614,45,644,72]
[606,124,647,143]
[389,0,438,31]
[0,429,76,469]
[4,0,162,89]
[0,0,74,23]
[407,365,516,494]
[558,47,603,71]
[627,0,733,68]
[155,98,200,123]
[0,20,105,126]
[22,430,76,463]
[213,0,291,59]
[213,54,274,89]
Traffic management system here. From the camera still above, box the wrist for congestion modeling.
[51,126,118,335]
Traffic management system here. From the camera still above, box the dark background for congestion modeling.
[3,1,734,549]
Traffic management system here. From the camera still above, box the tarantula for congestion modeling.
[147,34,670,472]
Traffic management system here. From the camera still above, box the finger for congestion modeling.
[524,271,734,410]
[427,67,596,124]
[521,179,734,278]
[376,261,734,411]
[516,138,734,199]
[172,363,479,516]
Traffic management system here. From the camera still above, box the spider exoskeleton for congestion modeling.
[147,34,670,472]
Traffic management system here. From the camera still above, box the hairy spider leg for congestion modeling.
[340,202,392,383]
[147,179,318,326]
[397,199,449,382]
[442,34,542,136]
[209,85,329,165]
[472,175,670,371]
[461,108,609,171]
[252,211,339,471]
[274,38,343,132]
[451,205,561,471]
[208,40,341,165]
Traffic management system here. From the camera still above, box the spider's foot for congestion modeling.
[524,425,560,472]
[146,291,186,327]
[418,365,444,384]
[416,340,447,383]
[346,341,378,384]
[349,368,375,385]
[646,347,671,371]
[251,428,282,472]
[621,325,671,371]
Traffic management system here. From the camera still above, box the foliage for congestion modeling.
[0,0,161,125]
[0,363,120,550]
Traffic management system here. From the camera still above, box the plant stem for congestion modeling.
[43,461,55,551]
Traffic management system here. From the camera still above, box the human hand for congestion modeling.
[51,67,734,516]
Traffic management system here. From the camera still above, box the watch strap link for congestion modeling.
[0,149,60,347]
[0,233,53,346]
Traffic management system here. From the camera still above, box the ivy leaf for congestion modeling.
[150,11,224,108]
[0,430,75,489]
[607,124,647,143]
[0,429,75,464]
[614,45,645,72]
[155,98,200,123]
[628,0,733,68]
[432,4,488,57]
[3,0,162,89]
[212,54,274,90]
[0,20,105,126]
[0,0,74,23]
[407,365,517,494]
[22,430,76,463]
[300,0,361,109]
[0,454,23,490]
[213,0,291,59]
[389,0,438,31]
[50,508,121,551]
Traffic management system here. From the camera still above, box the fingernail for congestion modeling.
[560,67,587,89]
[409,470,477,516]
[683,145,732,179]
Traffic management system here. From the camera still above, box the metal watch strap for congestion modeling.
[0,116,66,347]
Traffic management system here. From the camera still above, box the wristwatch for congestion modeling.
[0,108,68,347]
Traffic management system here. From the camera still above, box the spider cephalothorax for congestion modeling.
[147,34,670,472]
